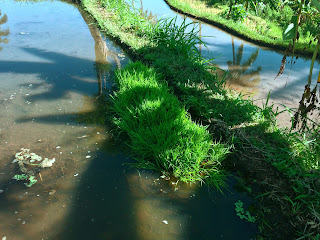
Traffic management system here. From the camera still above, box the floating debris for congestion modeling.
[160,175,170,180]
[12,148,56,187]
[49,189,56,195]
[0,189,4,194]
[171,180,179,185]
[162,220,168,224]
[78,135,88,139]
[85,155,91,159]
[13,174,37,187]
[39,158,55,168]
[160,189,167,194]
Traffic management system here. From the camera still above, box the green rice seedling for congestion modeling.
[155,16,204,62]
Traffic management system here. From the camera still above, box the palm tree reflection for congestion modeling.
[226,38,261,91]
[71,8,122,126]
[0,10,9,52]
[78,8,120,95]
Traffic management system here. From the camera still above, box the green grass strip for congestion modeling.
[112,61,229,187]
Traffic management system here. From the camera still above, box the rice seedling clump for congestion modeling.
[112,62,228,186]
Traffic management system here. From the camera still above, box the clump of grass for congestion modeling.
[112,61,229,186]
[155,17,203,61]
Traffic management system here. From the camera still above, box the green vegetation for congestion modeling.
[234,200,256,223]
[112,62,228,186]
[165,0,319,54]
[13,174,37,187]
[80,0,320,238]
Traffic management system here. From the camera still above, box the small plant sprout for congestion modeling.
[234,200,256,223]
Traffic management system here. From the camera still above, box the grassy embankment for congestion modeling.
[165,0,318,55]
[80,0,320,238]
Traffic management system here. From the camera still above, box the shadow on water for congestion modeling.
[0,2,137,239]
[0,47,104,101]
[48,7,138,239]
[54,150,139,239]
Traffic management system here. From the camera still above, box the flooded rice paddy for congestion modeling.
[0,1,256,239]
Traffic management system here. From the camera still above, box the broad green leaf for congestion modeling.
[311,0,320,11]
[282,16,298,40]
[282,23,295,40]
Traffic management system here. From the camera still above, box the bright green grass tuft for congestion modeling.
[112,62,229,186]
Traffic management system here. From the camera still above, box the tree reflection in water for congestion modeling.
[79,8,120,95]
[227,38,262,91]
[72,8,122,126]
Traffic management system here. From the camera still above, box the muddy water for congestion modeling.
[139,0,320,128]
[0,1,256,239]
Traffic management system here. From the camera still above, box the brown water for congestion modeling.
[139,0,320,128]
[0,1,256,239]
